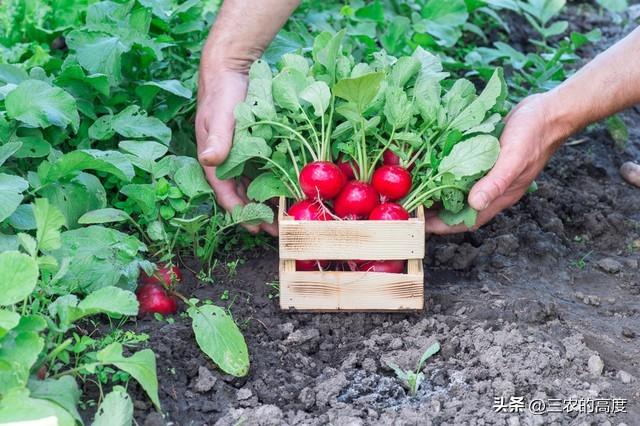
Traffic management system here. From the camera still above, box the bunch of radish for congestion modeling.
[288,148,412,273]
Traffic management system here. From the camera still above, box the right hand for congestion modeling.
[196,66,279,236]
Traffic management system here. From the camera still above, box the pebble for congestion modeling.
[620,161,640,188]
[617,370,634,384]
[622,327,636,338]
[192,366,217,393]
[237,388,253,400]
[389,338,403,350]
[596,258,623,274]
[143,412,165,426]
[588,354,604,376]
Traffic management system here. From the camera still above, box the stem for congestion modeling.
[261,156,304,200]
[403,184,466,212]
[50,363,98,379]
[368,126,396,179]
[249,121,318,161]
[323,97,336,160]
[300,108,321,158]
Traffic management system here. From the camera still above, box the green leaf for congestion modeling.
[120,184,157,216]
[279,53,309,75]
[0,327,44,394]
[439,135,500,178]
[174,161,213,198]
[216,135,272,180]
[312,30,345,84]
[0,251,39,306]
[383,86,413,128]
[595,0,627,12]
[418,0,469,47]
[141,79,192,98]
[231,203,275,225]
[79,208,132,225]
[355,1,385,21]
[112,106,171,145]
[0,173,28,222]
[66,30,128,84]
[272,68,308,111]
[34,198,66,252]
[390,56,421,88]
[0,310,20,339]
[0,64,28,85]
[5,80,79,131]
[188,304,250,377]
[75,286,139,320]
[97,343,160,410]
[0,142,22,167]
[439,205,478,227]
[92,386,133,426]
[334,72,384,112]
[14,136,51,159]
[45,150,135,183]
[247,173,294,202]
[28,376,82,424]
[448,69,505,132]
[52,226,147,293]
[0,388,75,426]
[416,341,441,370]
[300,81,331,117]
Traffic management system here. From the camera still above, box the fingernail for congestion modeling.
[473,191,489,210]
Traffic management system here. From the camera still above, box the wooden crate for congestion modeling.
[278,197,425,312]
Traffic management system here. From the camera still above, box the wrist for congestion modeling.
[536,90,582,148]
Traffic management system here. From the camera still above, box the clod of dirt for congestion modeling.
[143,412,165,426]
[236,388,252,400]
[192,366,217,393]
[622,327,636,338]
[596,257,624,274]
[620,161,640,188]
[286,328,320,345]
[617,370,635,384]
[588,354,604,376]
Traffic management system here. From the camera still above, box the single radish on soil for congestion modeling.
[296,259,331,271]
[140,263,182,287]
[371,165,412,201]
[136,283,178,315]
[369,203,409,220]
[288,199,332,221]
[334,181,379,219]
[299,161,346,200]
[357,260,406,273]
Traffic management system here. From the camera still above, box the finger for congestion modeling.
[203,167,260,234]
[260,221,279,237]
[197,72,248,167]
[425,193,520,235]
[238,178,279,236]
[467,146,522,211]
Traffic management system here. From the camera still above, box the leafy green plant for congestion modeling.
[387,341,441,395]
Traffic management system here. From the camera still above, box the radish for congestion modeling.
[383,149,401,166]
[136,283,178,315]
[357,260,406,273]
[369,203,409,220]
[336,157,358,180]
[296,259,331,271]
[371,165,412,201]
[299,161,346,200]
[288,199,332,221]
[334,181,379,219]
[140,264,182,287]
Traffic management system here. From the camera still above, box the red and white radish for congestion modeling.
[369,203,409,220]
[333,181,379,219]
[371,165,412,201]
[299,161,346,200]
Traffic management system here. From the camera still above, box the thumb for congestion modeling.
[468,155,518,211]
[198,73,248,167]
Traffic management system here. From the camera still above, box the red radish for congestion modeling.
[336,157,358,180]
[357,260,406,273]
[136,283,178,315]
[383,149,401,166]
[299,161,346,200]
[140,264,182,287]
[334,181,379,219]
[371,165,412,201]
[369,203,409,220]
[288,199,332,221]
[296,259,331,271]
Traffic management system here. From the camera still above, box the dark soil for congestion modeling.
[130,7,640,426]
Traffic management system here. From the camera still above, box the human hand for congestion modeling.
[425,93,572,234]
[196,65,278,236]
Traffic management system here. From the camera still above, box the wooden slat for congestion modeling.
[279,261,424,311]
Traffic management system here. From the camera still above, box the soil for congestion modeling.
[129,6,640,426]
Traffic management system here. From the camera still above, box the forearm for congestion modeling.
[546,27,640,140]
[201,0,300,74]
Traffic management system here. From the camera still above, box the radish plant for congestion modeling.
[387,341,441,396]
